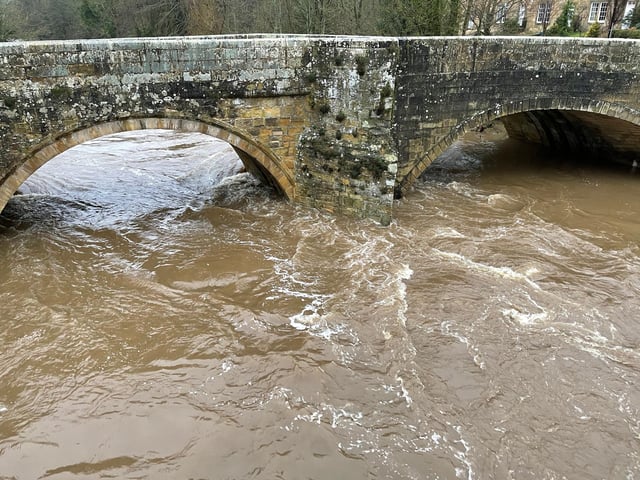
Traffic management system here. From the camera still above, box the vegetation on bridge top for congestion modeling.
[0,0,638,42]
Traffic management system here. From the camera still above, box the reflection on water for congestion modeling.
[0,128,639,479]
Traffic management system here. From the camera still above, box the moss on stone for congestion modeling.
[355,55,368,76]
[50,85,73,100]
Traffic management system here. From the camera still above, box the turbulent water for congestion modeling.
[0,128,639,480]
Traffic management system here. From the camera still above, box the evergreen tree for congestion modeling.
[379,0,459,36]
[546,0,574,36]
[0,1,17,41]
[80,0,117,37]
[624,1,640,28]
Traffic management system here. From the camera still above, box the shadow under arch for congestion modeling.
[398,98,640,196]
[0,117,295,213]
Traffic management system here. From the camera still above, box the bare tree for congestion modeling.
[254,0,293,32]
[379,0,461,36]
[336,0,382,34]
[465,0,525,35]
[606,0,628,36]
[0,0,19,40]
[184,0,224,34]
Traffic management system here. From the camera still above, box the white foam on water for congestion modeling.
[390,264,413,329]
[396,376,413,408]
[501,308,548,326]
[289,299,354,342]
[486,193,525,212]
[453,425,476,480]
[289,297,325,331]
[432,227,467,239]
[289,403,363,430]
[566,333,640,367]
[441,321,486,370]
[433,249,542,291]
[177,147,244,193]
[221,360,233,373]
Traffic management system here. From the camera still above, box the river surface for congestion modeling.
[0,128,639,479]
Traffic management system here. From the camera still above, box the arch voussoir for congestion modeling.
[398,98,640,196]
[0,117,295,214]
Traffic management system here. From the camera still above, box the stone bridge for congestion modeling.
[0,34,638,224]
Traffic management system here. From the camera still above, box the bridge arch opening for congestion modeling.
[0,118,295,214]
[399,100,640,195]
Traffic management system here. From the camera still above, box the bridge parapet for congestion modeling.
[0,35,639,224]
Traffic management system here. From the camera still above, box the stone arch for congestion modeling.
[0,117,295,213]
[398,98,640,196]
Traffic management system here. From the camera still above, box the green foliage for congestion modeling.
[5,0,224,40]
[500,18,523,35]
[133,0,189,37]
[586,22,601,37]
[612,28,640,38]
[1,95,16,109]
[50,85,73,100]
[8,0,85,40]
[342,161,362,179]
[80,0,116,37]
[624,3,640,29]
[378,0,460,36]
[546,1,576,36]
[366,156,388,180]
[0,7,16,41]
[380,83,392,98]
[375,83,393,117]
[318,101,331,114]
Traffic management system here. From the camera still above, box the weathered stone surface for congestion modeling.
[0,35,638,224]
[394,37,640,194]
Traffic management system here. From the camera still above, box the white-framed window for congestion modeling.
[496,3,508,23]
[566,4,575,26]
[588,2,609,23]
[536,2,552,24]
[622,1,636,28]
[518,4,526,26]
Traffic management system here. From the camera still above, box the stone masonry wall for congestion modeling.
[294,37,399,225]
[0,36,312,205]
[1,35,639,223]
[394,37,640,194]
[0,35,401,223]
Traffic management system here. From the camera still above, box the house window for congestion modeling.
[566,4,575,26]
[536,2,552,24]
[496,3,508,23]
[518,4,526,26]
[623,1,636,27]
[588,2,609,23]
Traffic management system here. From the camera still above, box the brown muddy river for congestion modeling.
[0,127,639,479]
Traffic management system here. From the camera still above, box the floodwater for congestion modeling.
[0,127,638,479]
